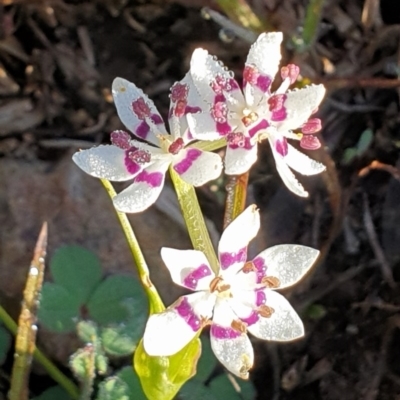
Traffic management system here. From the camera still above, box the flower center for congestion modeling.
[168,137,185,155]
[210,276,231,298]
[241,108,258,127]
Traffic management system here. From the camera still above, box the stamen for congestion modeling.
[261,276,281,288]
[300,135,321,150]
[258,305,275,318]
[170,82,188,102]
[241,111,258,127]
[110,130,131,150]
[227,132,246,148]
[242,261,256,273]
[243,64,259,85]
[211,101,228,123]
[231,319,247,333]
[168,137,185,154]
[132,97,151,120]
[209,276,223,293]
[127,149,151,164]
[302,118,322,134]
[281,64,300,84]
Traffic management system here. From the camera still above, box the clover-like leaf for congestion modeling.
[97,377,130,400]
[51,245,102,304]
[117,367,147,400]
[32,386,71,400]
[209,373,256,400]
[179,380,218,400]
[195,336,217,383]
[87,275,146,325]
[38,283,82,332]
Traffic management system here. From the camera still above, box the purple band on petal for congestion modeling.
[252,257,266,284]
[255,288,266,306]
[271,108,287,122]
[256,75,272,92]
[173,148,201,175]
[183,264,212,290]
[216,121,232,135]
[248,119,269,138]
[275,137,288,157]
[150,114,163,125]
[135,170,163,187]
[185,105,202,114]
[220,247,247,270]
[240,311,259,326]
[176,297,202,332]
[124,153,141,175]
[135,121,150,139]
[211,324,241,339]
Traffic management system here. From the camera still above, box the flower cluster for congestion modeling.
[72,32,325,379]
[143,205,319,378]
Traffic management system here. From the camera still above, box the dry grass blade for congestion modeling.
[223,173,249,228]
[9,223,48,400]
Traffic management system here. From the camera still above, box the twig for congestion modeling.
[315,77,400,89]
[358,160,400,181]
[223,173,249,229]
[362,192,396,288]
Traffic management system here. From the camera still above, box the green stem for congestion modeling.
[223,172,249,228]
[169,167,219,274]
[100,179,164,314]
[302,0,326,49]
[0,306,79,399]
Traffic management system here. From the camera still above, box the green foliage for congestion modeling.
[342,128,374,164]
[305,304,327,320]
[38,245,147,335]
[209,374,256,400]
[0,323,11,365]
[31,386,71,400]
[193,336,217,382]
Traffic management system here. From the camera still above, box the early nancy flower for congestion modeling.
[143,205,319,378]
[73,75,222,213]
[187,32,326,197]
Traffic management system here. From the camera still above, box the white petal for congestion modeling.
[246,32,283,80]
[254,245,319,289]
[113,159,170,213]
[172,148,222,186]
[279,85,326,132]
[186,112,225,141]
[268,138,309,197]
[160,247,215,291]
[247,290,304,341]
[284,144,325,176]
[112,77,167,145]
[72,145,135,181]
[143,292,214,356]
[218,205,260,276]
[210,300,254,379]
[224,143,258,175]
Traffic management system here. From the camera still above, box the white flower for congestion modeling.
[143,205,319,378]
[187,32,326,197]
[73,75,222,213]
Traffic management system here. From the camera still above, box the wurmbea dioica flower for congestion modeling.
[187,32,326,197]
[143,205,319,378]
[72,75,222,212]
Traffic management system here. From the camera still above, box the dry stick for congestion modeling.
[362,193,396,289]
[223,172,249,229]
[9,223,47,400]
[358,160,400,181]
[315,77,400,90]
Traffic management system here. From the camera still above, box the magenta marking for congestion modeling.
[248,119,269,138]
[300,135,321,150]
[255,288,266,306]
[176,297,201,331]
[150,114,163,125]
[243,64,259,86]
[173,148,201,175]
[135,170,163,187]
[271,108,287,122]
[256,75,272,92]
[275,137,288,157]
[135,121,150,139]
[128,149,151,164]
[183,264,212,290]
[111,130,131,150]
[240,311,259,326]
[174,100,187,117]
[211,324,241,339]
[124,152,141,175]
[219,247,247,270]
[281,64,300,84]
[185,105,202,114]
[252,257,267,283]
[227,134,252,150]
[216,121,232,136]
[170,82,188,102]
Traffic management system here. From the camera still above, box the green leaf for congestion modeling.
[179,380,218,400]
[195,336,217,383]
[97,376,130,400]
[209,374,256,400]
[356,128,373,155]
[341,147,357,165]
[70,346,96,383]
[117,366,147,400]
[305,304,327,320]
[134,336,201,400]
[38,283,81,332]
[32,386,71,400]
[87,275,146,325]
[101,298,147,356]
[0,325,11,365]
[51,245,102,304]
